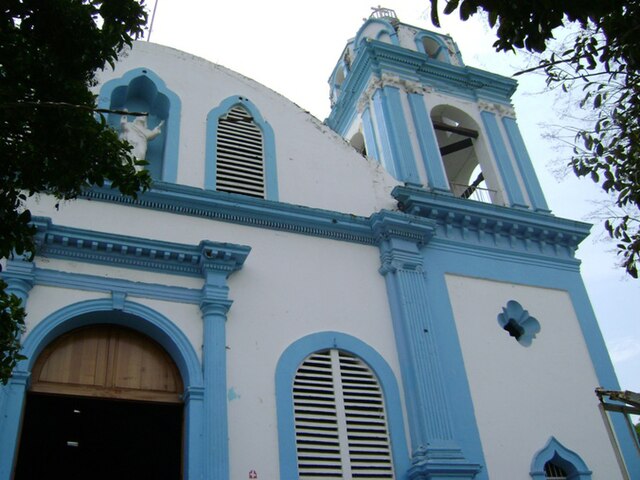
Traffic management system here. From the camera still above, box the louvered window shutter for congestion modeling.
[293,349,395,479]
[216,105,265,198]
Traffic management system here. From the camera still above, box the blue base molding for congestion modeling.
[408,445,482,479]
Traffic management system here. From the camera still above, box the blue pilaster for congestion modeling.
[372,213,482,479]
[501,117,550,212]
[372,86,421,184]
[0,259,35,479]
[480,110,528,208]
[0,372,29,480]
[407,92,451,193]
[198,240,250,480]
[361,105,381,161]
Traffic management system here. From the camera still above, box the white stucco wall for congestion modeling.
[24,192,407,478]
[95,42,399,217]
[445,273,624,478]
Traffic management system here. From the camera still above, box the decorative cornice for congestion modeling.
[30,216,251,279]
[393,185,590,260]
[81,183,376,246]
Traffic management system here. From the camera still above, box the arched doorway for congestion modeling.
[14,325,184,480]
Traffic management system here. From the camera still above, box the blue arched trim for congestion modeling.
[414,31,453,63]
[98,67,182,183]
[275,331,410,480]
[205,95,278,200]
[354,18,399,52]
[530,437,592,479]
[0,298,204,480]
[18,298,202,388]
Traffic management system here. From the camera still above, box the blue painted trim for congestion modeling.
[413,263,488,479]
[372,89,398,178]
[32,267,201,304]
[361,106,381,161]
[276,332,411,480]
[380,86,420,184]
[19,299,203,386]
[393,185,589,260]
[480,110,529,208]
[98,67,181,183]
[79,181,590,266]
[0,299,204,480]
[27,216,250,278]
[205,95,279,200]
[407,92,450,192]
[502,117,551,212]
[530,437,592,479]
[419,242,640,478]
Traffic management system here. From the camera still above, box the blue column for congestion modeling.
[407,92,451,193]
[502,117,550,212]
[198,241,250,480]
[372,214,482,479]
[200,298,233,480]
[480,110,528,208]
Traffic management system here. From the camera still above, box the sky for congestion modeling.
[143,0,640,396]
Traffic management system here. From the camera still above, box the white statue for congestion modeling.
[119,114,164,165]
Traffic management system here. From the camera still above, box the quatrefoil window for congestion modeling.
[497,300,540,346]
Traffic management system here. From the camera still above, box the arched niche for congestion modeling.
[430,104,503,204]
[98,68,181,183]
[415,32,453,63]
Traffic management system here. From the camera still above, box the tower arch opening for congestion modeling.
[430,105,500,204]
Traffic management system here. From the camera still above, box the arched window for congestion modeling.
[216,105,265,198]
[276,332,409,480]
[293,349,394,479]
[206,96,278,200]
[530,437,592,480]
[544,460,567,479]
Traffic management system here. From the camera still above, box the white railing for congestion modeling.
[450,183,496,204]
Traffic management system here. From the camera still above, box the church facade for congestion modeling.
[1,9,638,480]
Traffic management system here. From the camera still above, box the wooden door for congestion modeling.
[30,324,183,403]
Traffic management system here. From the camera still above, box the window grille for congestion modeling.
[293,349,394,479]
[216,105,265,198]
[544,461,567,479]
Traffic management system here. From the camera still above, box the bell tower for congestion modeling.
[327,7,549,213]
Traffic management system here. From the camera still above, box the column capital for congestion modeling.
[371,212,435,274]
[1,259,36,302]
